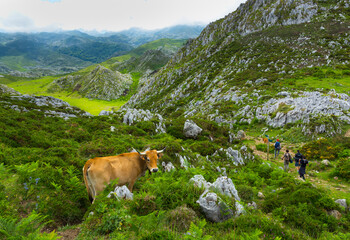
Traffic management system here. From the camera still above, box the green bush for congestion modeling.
[236,184,255,202]
[301,138,340,161]
[165,205,198,232]
[331,158,350,180]
[262,182,345,238]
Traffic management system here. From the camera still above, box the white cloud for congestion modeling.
[0,0,246,32]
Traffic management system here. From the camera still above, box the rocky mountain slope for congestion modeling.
[123,0,350,137]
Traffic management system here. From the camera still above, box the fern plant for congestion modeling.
[184,220,211,240]
[0,211,59,240]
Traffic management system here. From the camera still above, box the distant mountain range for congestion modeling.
[0,25,204,77]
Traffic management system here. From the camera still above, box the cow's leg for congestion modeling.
[89,169,110,198]
[128,180,135,192]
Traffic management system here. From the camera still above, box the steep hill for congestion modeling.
[48,65,132,101]
[124,0,350,137]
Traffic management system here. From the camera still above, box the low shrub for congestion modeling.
[165,205,198,232]
[301,138,340,161]
[330,157,350,180]
[236,184,255,202]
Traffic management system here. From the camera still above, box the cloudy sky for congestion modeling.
[0,0,247,32]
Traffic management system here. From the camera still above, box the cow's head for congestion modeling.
[137,148,165,173]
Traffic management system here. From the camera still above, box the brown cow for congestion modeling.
[83,149,164,203]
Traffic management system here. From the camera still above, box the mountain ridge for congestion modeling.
[0,25,204,77]
[123,0,350,138]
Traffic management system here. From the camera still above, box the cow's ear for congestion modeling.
[157,153,164,159]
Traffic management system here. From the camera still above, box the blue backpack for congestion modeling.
[275,142,281,150]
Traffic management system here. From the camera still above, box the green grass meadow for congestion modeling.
[5,74,135,115]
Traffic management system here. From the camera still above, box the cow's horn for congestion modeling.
[157,148,166,153]
[137,150,147,156]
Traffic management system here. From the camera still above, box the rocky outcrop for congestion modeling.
[162,162,175,172]
[335,199,348,210]
[212,176,241,201]
[224,147,245,166]
[191,175,244,222]
[183,120,202,139]
[196,190,234,222]
[0,84,20,95]
[118,108,166,133]
[107,186,133,200]
[1,90,92,119]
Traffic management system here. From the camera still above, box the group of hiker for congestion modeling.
[274,139,309,180]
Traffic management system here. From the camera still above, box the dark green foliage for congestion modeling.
[141,231,176,240]
[262,182,346,238]
[236,184,255,202]
[0,212,59,239]
[331,158,350,180]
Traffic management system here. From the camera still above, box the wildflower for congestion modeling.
[23,183,28,190]
[35,178,40,185]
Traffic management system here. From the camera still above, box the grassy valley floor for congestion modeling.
[3,75,130,115]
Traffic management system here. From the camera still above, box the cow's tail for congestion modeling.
[83,160,94,203]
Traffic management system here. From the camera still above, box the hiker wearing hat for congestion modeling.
[274,139,281,159]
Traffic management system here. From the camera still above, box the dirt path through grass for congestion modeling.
[246,136,350,200]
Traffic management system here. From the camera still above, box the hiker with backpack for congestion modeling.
[299,155,309,180]
[274,139,281,159]
[294,150,302,171]
[282,149,292,172]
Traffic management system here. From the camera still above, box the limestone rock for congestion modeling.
[189,175,212,189]
[212,176,240,201]
[235,202,245,217]
[162,162,175,172]
[99,110,113,116]
[248,201,258,209]
[236,130,246,140]
[225,147,245,166]
[0,84,20,95]
[119,108,166,133]
[327,210,342,220]
[321,159,330,166]
[183,120,202,139]
[107,185,133,200]
[258,192,265,199]
[196,190,233,223]
[335,199,348,209]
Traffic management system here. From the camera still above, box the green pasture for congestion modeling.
[6,76,127,115]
